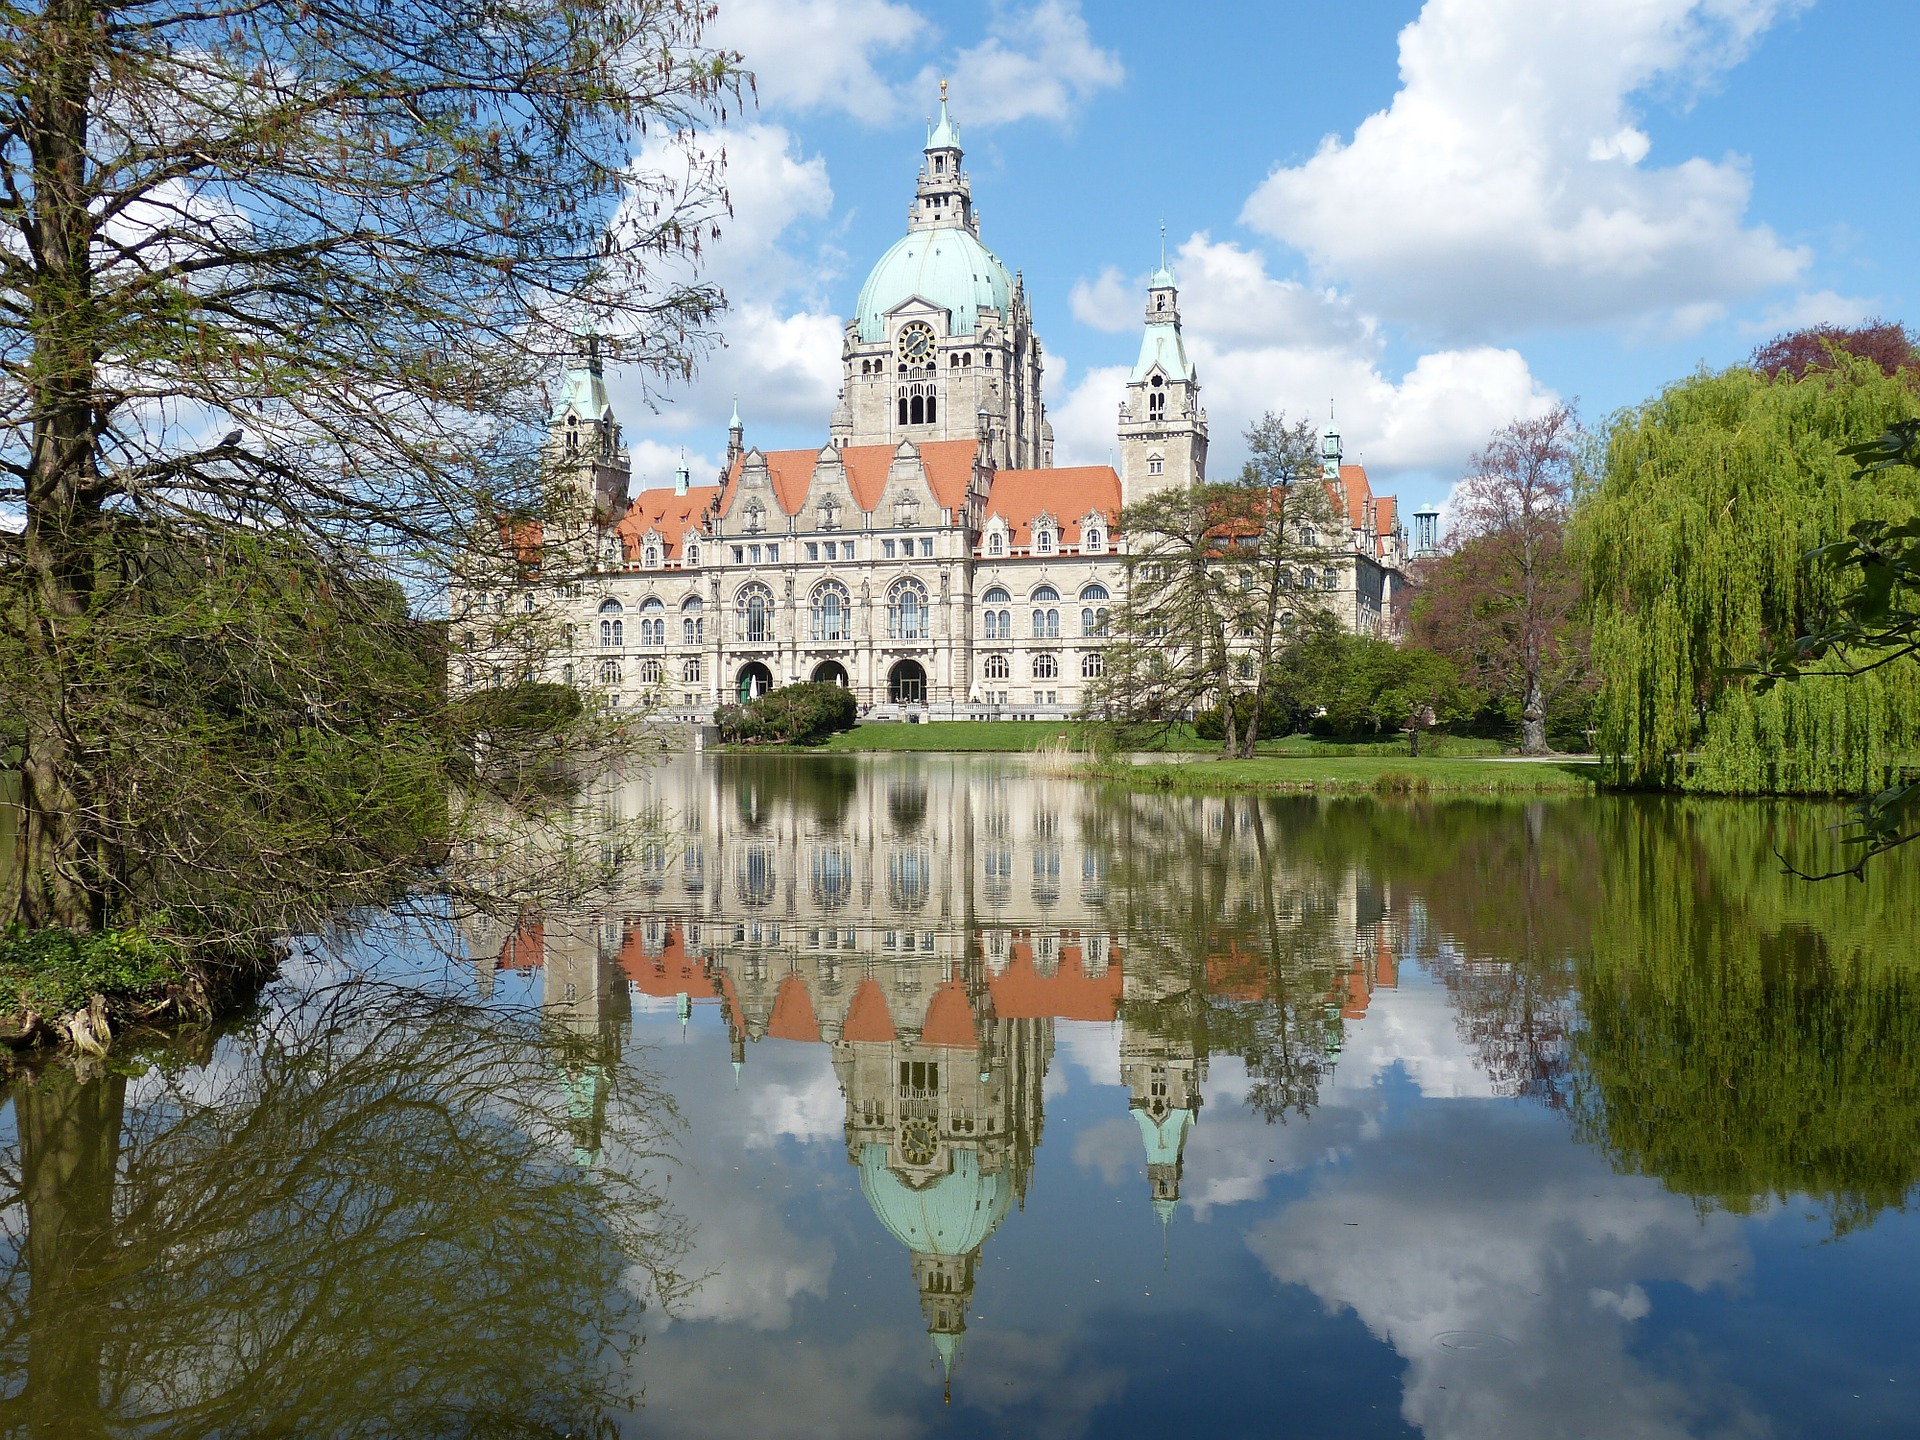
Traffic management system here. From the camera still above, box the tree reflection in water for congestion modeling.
[0,976,687,1439]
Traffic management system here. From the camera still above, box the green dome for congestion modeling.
[854,228,1012,343]
[858,1142,1012,1256]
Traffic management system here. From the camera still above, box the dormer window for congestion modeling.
[987,530,1005,557]
[1085,525,1105,551]
[643,544,660,568]
[685,541,700,567]
[1034,525,1055,555]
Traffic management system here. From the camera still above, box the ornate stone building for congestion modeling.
[463,93,1411,716]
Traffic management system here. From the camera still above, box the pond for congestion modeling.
[4,752,1919,1438]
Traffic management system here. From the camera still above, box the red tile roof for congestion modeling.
[720,439,980,517]
[612,485,722,563]
[982,467,1121,549]
[843,978,897,1044]
[987,939,1124,1021]
[919,979,979,1049]
[768,972,822,1043]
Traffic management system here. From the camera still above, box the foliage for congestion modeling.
[455,680,586,737]
[1737,417,1920,872]
[1565,799,1920,1233]
[0,976,691,1434]
[1576,359,1920,793]
[0,918,187,1017]
[1093,412,1346,757]
[0,0,740,936]
[717,682,859,746]
[1412,405,1587,754]
[1751,320,1920,380]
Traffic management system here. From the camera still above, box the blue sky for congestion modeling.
[610,0,1919,516]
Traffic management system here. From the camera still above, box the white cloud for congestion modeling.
[1739,288,1878,338]
[931,1,1124,127]
[611,123,845,445]
[1052,235,1557,485]
[1241,0,1812,338]
[710,0,926,120]
[1246,1106,1760,1440]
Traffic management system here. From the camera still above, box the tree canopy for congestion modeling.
[0,0,740,938]
[1577,358,1920,793]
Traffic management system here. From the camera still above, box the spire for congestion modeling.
[928,78,960,150]
[675,448,690,496]
[1151,220,1175,289]
[727,396,744,467]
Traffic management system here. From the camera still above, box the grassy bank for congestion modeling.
[1109,755,1598,796]
[811,721,1511,757]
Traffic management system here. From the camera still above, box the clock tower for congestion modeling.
[840,87,1050,468]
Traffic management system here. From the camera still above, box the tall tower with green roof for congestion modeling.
[841,86,1049,468]
[1118,255,1208,503]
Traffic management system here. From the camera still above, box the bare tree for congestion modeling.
[0,1,742,936]
[1415,405,1584,755]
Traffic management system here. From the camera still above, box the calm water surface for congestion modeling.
[4,753,1918,1438]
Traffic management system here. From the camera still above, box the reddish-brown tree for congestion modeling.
[1412,405,1586,755]
[1750,321,1919,380]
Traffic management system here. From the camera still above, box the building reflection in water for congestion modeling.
[459,756,1403,1391]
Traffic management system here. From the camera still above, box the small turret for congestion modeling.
[727,396,744,467]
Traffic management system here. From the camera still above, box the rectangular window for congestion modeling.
[731,546,744,564]
[805,542,819,561]
[767,544,779,563]
[821,541,835,560]
[749,544,762,564]
[882,539,897,559]
[919,537,934,557]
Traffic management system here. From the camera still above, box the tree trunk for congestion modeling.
[15,0,107,931]
[1521,671,1548,755]
[15,1063,128,1438]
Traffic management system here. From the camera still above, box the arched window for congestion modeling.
[1085,524,1105,550]
[888,846,931,911]
[685,541,700,567]
[910,393,924,425]
[598,598,623,648]
[1081,652,1104,679]
[681,595,704,646]
[643,543,660,568]
[1079,583,1109,602]
[639,596,665,646]
[811,845,852,910]
[1033,653,1059,680]
[639,657,663,684]
[811,580,850,642]
[737,583,774,644]
[1034,525,1055,555]
[888,578,928,640]
[598,658,621,684]
[982,586,1012,640]
[984,653,1010,680]
[1148,375,1166,420]
[1030,586,1060,639]
[566,416,579,451]
[986,529,1005,557]
[898,390,909,425]
[1081,606,1109,637]
[683,656,702,684]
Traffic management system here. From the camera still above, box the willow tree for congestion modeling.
[1576,359,1920,792]
[0,1,740,938]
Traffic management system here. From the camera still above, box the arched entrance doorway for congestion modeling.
[888,659,927,704]
[736,662,774,703]
[811,660,850,688]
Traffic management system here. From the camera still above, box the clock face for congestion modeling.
[897,322,935,363]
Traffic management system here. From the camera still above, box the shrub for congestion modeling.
[717,683,857,746]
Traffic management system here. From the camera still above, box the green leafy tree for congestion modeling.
[1576,359,1920,796]
[0,0,741,938]
[1095,412,1344,757]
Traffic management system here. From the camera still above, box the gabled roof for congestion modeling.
[986,939,1123,1021]
[612,484,722,561]
[982,467,1120,549]
[721,440,979,517]
[1333,463,1373,529]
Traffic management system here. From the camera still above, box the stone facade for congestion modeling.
[453,95,1412,717]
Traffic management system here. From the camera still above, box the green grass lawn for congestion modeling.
[812,721,1515,757]
[1116,755,1598,795]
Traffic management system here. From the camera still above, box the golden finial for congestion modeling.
[940,77,949,104]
